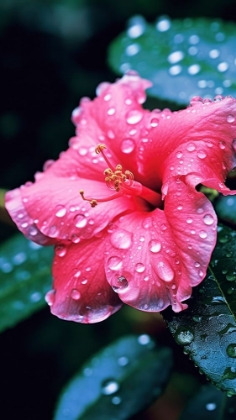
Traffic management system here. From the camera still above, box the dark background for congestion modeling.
[1,0,236,419]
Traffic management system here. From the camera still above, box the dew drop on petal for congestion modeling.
[55,244,67,257]
[176,151,183,158]
[55,205,66,218]
[219,141,226,150]
[126,110,143,124]
[70,289,81,300]
[45,289,55,306]
[203,214,214,225]
[150,118,159,127]
[156,260,174,282]
[149,240,162,253]
[74,214,87,228]
[186,218,193,224]
[142,217,152,229]
[197,150,207,159]
[199,230,208,239]
[111,276,129,292]
[108,256,123,270]
[135,262,145,273]
[227,115,235,123]
[187,144,196,152]
[121,139,135,154]
[110,229,132,249]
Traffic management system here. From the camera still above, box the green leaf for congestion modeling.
[215,195,236,225]
[108,15,236,105]
[0,234,53,331]
[54,335,173,420]
[180,384,236,420]
[163,225,236,395]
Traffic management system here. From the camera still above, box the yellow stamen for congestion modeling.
[79,144,162,208]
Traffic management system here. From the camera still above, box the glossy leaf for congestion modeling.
[180,384,236,420]
[0,234,53,331]
[54,335,173,420]
[108,15,236,104]
[164,225,236,394]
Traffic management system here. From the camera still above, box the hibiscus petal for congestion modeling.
[48,238,122,323]
[104,178,217,313]
[5,175,140,243]
[139,96,236,191]
[68,73,160,189]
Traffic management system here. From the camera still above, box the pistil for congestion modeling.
[80,144,162,208]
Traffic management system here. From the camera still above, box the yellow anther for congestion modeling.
[79,144,135,207]
[79,190,98,207]
[95,144,106,154]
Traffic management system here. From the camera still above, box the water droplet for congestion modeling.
[127,16,146,38]
[118,356,129,366]
[156,17,171,32]
[70,289,81,300]
[203,214,214,225]
[197,150,207,159]
[112,396,121,405]
[74,214,87,228]
[78,147,88,156]
[107,108,115,116]
[81,278,88,285]
[169,65,182,76]
[199,230,208,239]
[217,62,228,72]
[138,334,151,345]
[125,43,140,56]
[102,379,119,395]
[195,262,200,268]
[121,138,135,154]
[112,276,129,292]
[55,244,67,257]
[45,289,55,306]
[175,328,194,345]
[150,117,159,127]
[219,141,226,150]
[110,229,132,249]
[126,110,143,124]
[177,205,183,210]
[206,403,216,411]
[227,344,236,358]
[108,256,123,271]
[186,218,193,224]
[226,272,236,282]
[143,217,153,229]
[187,144,196,152]
[55,205,66,218]
[149,240,161,253]
[71,234,80,243]
[156,260,174,282]
[209,49,220,59]
[188,64,201,75]
[168,50,184,64]
[176,151,183,158]
[227,115,235,123]
[135,262,145,273]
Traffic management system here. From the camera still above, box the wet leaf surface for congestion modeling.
[0,234,53,332]
[180,384,236,420]
[53,335,173,420]
[108,16,236,104]
[215,195,236,226]
[163,225,236,394]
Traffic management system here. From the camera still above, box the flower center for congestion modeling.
[80,144,162,208]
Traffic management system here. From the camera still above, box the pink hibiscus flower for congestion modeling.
[5,73,236,323]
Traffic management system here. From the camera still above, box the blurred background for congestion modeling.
[1,0,236,419]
